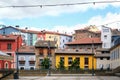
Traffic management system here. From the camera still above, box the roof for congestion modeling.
[40,30,72,37]
[0,26,20,31]
[0,34,20,41]
[18,46,35,53]
[0,51,13,60]
[66,38,102,45]
[35,40,56,48]
[19,29,40,34]
[55,49,94,55]
[94,53,110,58]
[96,48,110,52]
[75,25,101,34]
[0,51,9,56]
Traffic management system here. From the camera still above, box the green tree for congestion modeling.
[41,57,50,69]
[70,59,80,70]
[57,60,65,70]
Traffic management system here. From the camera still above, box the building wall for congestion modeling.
[110,45,120,69]
[0,60,11,69]
[46,33,60,48]
[33,34,37,46]
[66,44,102,51]
[0,35,22,68]
[59,35,72,49]
[96,57,110,70]
[35,47,55,69]
[75,30,100,40]
[55,54,96,70]
[101,26,112,48]
[18,54,35,70]
[0,26,20,35]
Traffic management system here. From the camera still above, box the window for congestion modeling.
[20,67,24,70]
[5,63,8,69]
[76,57,80,62]
[104,35,107,39]
[84,57,88,65]
[63,40,64,43]
[39,49,43,56]
[100,57,103,60]
[40,59,43,65]
[84,66,88,70]
[7,43,12,50]
[49,36,51,38]
[47,49,52,56]
[60,57,64,61]
[107,57,110,60]
[60,57,64,64]
[30,67,34,70]
[68,57,72,65]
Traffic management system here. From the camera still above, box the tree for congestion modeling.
[41,57,50,69]
[70,59,80,70]
[57,60,65,70]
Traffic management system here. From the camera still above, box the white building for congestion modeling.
[95,49,110,70]
[110,44,120,69]
[101,26,112,49]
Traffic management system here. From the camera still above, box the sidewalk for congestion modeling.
[17,75,120,80]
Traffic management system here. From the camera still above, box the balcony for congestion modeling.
[19,60,25,64]
[29,61,35,64]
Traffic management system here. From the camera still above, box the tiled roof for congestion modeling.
[0,34,19,40]
[40,30,72,36]
[18,46,35,53]
[19,29,40,34]
[66,38,102,45]
[35,40,56,48]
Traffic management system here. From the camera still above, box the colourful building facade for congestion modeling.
[0,34,22,68]
[55,49,96,70]
[0,51,13,69]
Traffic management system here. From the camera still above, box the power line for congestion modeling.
[0,0,120,8]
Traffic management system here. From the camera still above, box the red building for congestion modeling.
[0,34,22,69]
[0,51,13,69]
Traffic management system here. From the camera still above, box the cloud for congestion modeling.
[0,0,120,19]
[45,12,120,34]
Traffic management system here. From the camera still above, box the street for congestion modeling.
[11,76,120,80]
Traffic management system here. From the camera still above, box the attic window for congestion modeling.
[76,49,79,52]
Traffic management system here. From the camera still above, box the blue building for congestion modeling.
[17,46,35,70]
[0,25,38,46]
[59,34,72,49]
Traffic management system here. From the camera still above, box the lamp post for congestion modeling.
[48,40,51,76]
[92,40,94,76]
[14,36,19,79]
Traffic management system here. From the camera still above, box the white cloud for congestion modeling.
[0,0,120,19]
[43,12,120,34]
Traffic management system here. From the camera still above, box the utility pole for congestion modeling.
[48,40,51,76]
[92,40,94,76]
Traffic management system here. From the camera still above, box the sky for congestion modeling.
[0,0,120,34]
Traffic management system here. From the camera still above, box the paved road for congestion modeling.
[12,76,120,80]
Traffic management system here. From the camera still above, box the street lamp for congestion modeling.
[14,36,19,79]
[92,40,94,76]
[47,40,51,76]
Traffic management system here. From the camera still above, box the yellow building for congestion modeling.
[55,49,96,70]
[45,31,60,48]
